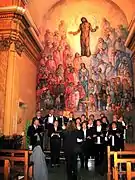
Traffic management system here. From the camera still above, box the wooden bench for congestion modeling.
[4,159,21,180]
[107,146,135,180]
[0,149,31,180]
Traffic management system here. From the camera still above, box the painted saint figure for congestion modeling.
[78,63,89,96]
[69,17,98,57]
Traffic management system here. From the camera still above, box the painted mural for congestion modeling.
[36,17,133,113]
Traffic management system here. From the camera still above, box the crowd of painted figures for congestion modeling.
[28,109,134,169]
[36,18,133,112]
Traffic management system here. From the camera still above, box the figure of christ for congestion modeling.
[69,17,98,57]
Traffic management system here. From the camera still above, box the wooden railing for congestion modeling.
[107,146,135,180]
[0,149,32,180]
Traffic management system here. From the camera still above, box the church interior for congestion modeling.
[0,0,135,179]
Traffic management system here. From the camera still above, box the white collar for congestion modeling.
[88,124,93,128]
[77,126,81,130]
[97,125,101,132]
[33,124,37,129]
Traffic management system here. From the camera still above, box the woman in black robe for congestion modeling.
[62,121,78,180]
[108,122,122,151]
[93,119,105,166]
[50,120,61,167]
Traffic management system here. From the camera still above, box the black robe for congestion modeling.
[27,125,44,148]
[62,130,78,180]
[57,116,68,129]
[108,128,122,151]
[44,114,56,137]
[92,125,105,166]
[93,125,105,144]
[50,126,61,165]
[62,130,78,156]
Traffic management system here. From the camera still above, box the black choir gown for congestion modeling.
[78,128,94,169]
[117,121,126,150]
[44,114,56,149]
[50,126,61,166]
[27,125,44,149]
[57,116,68,129]
[76,127,85,168]
[108,128,122,151]
[108,128,123,169]
[93,126,105,166]
[44,114,56,134]
[62,130,78,180]
[87,126,95,157]
[76,127,83,153]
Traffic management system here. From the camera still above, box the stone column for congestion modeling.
[3,42,19,135]
[0,4,43,135]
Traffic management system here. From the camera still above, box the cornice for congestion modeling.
[0,36,13,51]
[14,39,24,56]
[0,6,43,53]
[0,6,44,65]
[0,36,25,56]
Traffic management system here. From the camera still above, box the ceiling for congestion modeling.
[28,0,135,28]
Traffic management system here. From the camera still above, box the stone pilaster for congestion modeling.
[0,5,43,135]
[125,16,135,97]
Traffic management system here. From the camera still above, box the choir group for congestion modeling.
[27,109,126,170]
